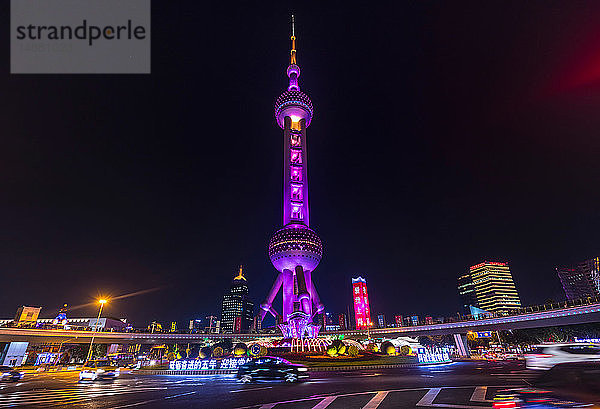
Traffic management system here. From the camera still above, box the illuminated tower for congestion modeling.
[260,16,324,338]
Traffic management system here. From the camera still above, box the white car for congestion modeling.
[79,360,120,381]
[524,343,600,370]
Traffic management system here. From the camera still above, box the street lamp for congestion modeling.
[85,298,108,362]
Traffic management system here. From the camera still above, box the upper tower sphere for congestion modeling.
[275,15,313,128]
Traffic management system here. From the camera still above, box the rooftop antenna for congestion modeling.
[290,14,297,65]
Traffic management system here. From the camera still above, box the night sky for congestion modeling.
[2,1,600,327]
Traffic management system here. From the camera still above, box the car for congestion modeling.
[0,366,23,382]
[500,353,521,361]
[79,359,120,381]
[493,362,600,408]
[524,343,600,370]
[236,357,308,383]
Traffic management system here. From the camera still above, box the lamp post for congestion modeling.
[85,299,107,362]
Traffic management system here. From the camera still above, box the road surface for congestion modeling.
[0,361,539,408]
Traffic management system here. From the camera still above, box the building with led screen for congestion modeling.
[352,277,372,329]
[459,261,521,314]
[557,256,600,300]
[259,16,325,339]
[220,266,253,333]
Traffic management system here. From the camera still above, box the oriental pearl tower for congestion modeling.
[259,15,324,339]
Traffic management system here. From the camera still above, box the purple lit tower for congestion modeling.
[260,16,324,339]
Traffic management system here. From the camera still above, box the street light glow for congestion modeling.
[99,299,108,304]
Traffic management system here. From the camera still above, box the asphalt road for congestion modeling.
[0,361,541,408]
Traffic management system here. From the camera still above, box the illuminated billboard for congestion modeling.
[352,276,372,329]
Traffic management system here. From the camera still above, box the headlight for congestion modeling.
[297,367,308,372]
[96,369,105,374]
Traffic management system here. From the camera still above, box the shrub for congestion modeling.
[347,345,359,357]
[381,341,396,356]
[233,343,247,357]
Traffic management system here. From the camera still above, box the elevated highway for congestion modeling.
[0,302,598,345]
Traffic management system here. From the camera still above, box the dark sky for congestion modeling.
[2,1,600,327]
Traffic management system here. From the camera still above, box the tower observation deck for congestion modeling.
[260,15,324,339]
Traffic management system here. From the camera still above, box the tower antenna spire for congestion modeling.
[290,14,296,65]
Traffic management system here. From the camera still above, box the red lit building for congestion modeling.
[352,277,372,329]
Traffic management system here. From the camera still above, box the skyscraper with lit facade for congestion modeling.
[557,256,600,300]
[259,16,324,339]
[221,266,254,333]
[352,277,373,329]
[459,261,521,314]
[458,271,477,314]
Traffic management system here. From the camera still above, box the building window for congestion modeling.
[291,185,303,201]
[291,205,303,220]
[291,167,302,182]
[291,149,302,164]
[291,134,301,147]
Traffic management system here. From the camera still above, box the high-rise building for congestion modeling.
[259,16,325,339]
[460,261,522,314]
[338,313,347,330]
[557,256,600,300]
[252,315,262,333]
[352,277,373,329]
[394,315,403,327]
[377,314,385,329]
[189,319,202,332]
[458,272,477,314]
[220,266,254,333]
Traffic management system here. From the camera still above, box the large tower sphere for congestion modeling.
[275,90,313,128]
[269,227,322,273]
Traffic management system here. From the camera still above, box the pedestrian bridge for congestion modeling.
[0,302,599,345]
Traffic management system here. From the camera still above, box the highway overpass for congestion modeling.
[0,302,599,345]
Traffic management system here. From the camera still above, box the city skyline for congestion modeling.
[2,3,600,326]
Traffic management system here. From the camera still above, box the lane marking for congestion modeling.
[311,396,337,409]
[235,386,521,409]
[165,391,196,399]
[417,388,488,409]
[258,404,278,409]
[417,388,442,406]
[470,386,490,403]
[362,391,389,409]
[110,399,160,409]
[231,386,274,393]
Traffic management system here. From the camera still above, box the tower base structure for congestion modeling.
[277,311,320,339]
